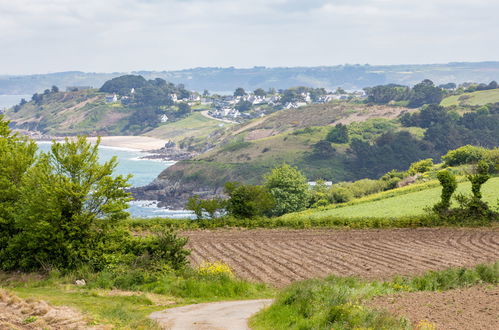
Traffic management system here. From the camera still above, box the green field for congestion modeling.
[144,112,231,142]
[305,177,499,219]
[441,89,499,107]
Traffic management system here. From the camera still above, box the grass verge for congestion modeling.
[250,262,499,330]
[0,267,274,329]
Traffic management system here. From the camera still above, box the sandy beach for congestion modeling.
[86,136,168,151]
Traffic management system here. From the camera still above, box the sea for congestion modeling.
[0,94,31,110]
[37,143,194,219]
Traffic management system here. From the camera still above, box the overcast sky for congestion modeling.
[0,0,497,75]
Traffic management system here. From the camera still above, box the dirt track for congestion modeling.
[150,299,273,330]
[184,228,499,286]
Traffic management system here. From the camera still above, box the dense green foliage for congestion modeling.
[0,116,38,254]
[325,123,349,143]
[403,103,499,153]
[365,79,443,108]
[264,164,310,216]
[468,160,491,199]
[433,170,458,212]
[99,75,148,95]
[224,182,275,218]
[348,131,435,178]
[0,118,190,273]
[441,145,494,166]
[2,137,131,271]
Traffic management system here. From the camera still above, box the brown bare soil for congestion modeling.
[368,285,499,330]
[0,289,90,329]
[184,228,499,286]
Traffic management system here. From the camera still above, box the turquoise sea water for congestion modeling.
[37,142,194,218]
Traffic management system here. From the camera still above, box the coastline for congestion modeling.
[86,136,168,152]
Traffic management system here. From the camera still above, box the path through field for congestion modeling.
[149,299,273,330]
[184,228,499,286]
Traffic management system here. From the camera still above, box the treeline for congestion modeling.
[364,79,444,108]
[187,145,498,220]
[365,79,499,108]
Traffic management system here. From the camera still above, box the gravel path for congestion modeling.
[150,299,273,330]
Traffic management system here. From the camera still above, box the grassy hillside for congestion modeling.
[5,90,132,135]
[158,103,414,184]
[441,89,499,107]
[296,177,499,219]
[145,112,232,148]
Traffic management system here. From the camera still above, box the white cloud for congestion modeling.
[0,0,497,74]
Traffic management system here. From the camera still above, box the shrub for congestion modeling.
[442,145,488,166]
[408,158,433,175]
[325,123,349,143]
[468,160,491,199]
[225,182,275,218]
[186,196,225,219]
[433,170,457,213]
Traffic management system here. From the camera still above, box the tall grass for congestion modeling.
[251,262,499,330]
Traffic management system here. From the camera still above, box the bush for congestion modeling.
[408,158,433,175]
[442,145,488,166]
[433,170,457,213]
[225,182,275,218]
[187,195,225,219]
[325,123,349,143]
[468,160,491,199]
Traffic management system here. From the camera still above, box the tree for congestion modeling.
[224,182,275,218]
[264,164,309,216]
[19,98,27,106]
[31,93,42,104]
[51,85,59,93]
[234,87,246,97]
[203,89,210,97]
[408,79,444,108]
[177,102,191,115]
[235,100,252,112]
[326,123,349,143]
[1,136,132,271]
[254,88,266,97]
[311,140,335,159]
[99,75,148,95]
[334,87,346,95]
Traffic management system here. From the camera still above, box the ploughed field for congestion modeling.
[183,228,499,286]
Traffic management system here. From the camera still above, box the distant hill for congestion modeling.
[441,88,499,107]
[2,62,499,95]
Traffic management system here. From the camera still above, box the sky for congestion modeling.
[0,0,498,75]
